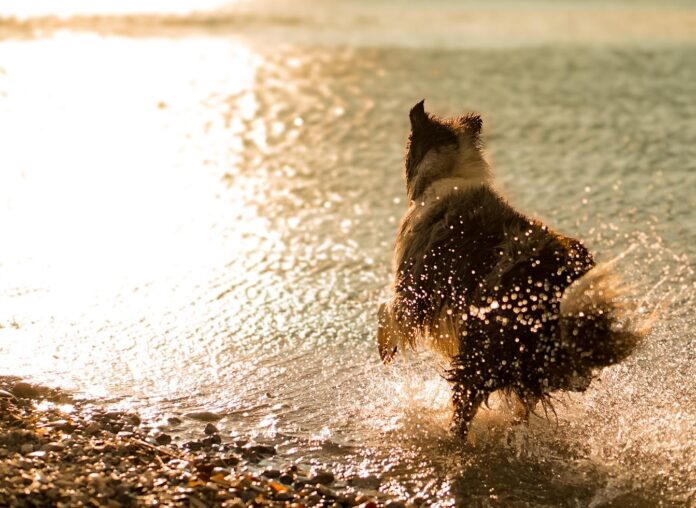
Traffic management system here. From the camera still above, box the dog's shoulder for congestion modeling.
[402,184,511,231]
[393,185,517,282]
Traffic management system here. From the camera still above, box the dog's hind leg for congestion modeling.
[511,393,538,425]
[451,386,485,439]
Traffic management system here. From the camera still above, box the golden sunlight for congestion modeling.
[0,34,264,379]
[1,1,694,505]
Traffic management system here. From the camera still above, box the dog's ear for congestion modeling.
[409,99,428,132]
[459,113,482,136]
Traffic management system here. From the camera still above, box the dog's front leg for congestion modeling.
[377,302,399,363]
[451,386,484,439]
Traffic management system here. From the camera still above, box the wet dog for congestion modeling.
[378,101,645,437]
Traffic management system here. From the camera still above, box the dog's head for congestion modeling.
[405,100,490,201]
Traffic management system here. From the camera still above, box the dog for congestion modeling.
[378,100,646,437]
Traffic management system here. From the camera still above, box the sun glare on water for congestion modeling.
[0,33,265,392]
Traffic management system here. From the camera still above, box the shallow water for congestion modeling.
[1,1,695,505]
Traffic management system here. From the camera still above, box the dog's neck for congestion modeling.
[396,152,493,273]
[409,143,492,208]
[416,176,490,207]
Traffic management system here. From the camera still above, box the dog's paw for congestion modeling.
[378,343,398,364]
[377,302,398,364]
[450,419,473,442]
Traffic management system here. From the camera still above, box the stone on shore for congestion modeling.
[184,411,223,422]
[11,382,40,399]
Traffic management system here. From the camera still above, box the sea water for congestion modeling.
[0,1,694,505]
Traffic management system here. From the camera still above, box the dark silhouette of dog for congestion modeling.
[378,100,645,437]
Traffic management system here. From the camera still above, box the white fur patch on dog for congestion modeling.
[420,177,488,205]
[411,140,492,207]
[377,301,461,363]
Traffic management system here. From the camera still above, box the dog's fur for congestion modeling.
[378,101,646,437]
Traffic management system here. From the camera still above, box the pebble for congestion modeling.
[0,389,16,399]
[242,451,261,464]
[0,377,408,508]
[155,433,172,445]
[222,498,245,508]
[184,411,223,422]
[11,382,40,399]
[311,469,335,485]
[293,476,310,488]
[84,422,101,435]
[305,493,322,505]
[103,411,126,420]
[238,490,256,503]
[17,458,34,470]
[86,473,106,486]
[349,474,382,490]
[279,473,294,484]
[275,491,294,501]
[48,420,76,433]
[185,441,204,451]
[248,444,276,456]
[202,434,221,446]
[339,493,358,505]
[316,484,338,499]
[41,443,65,452]
[220,453,240,467]
[45,488,60,500]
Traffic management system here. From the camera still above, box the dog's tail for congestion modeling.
[559,261,651,370]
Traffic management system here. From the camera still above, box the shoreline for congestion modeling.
[3,6,696,45]
[0,377,406,507]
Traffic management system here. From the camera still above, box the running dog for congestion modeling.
[378,100,645,437]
